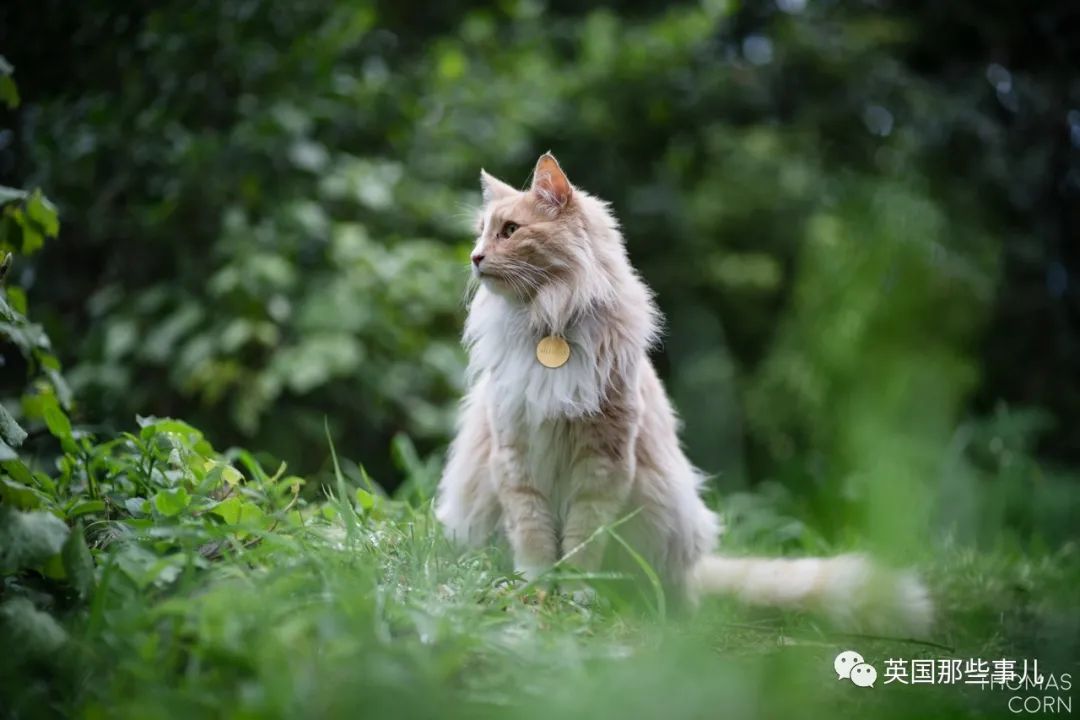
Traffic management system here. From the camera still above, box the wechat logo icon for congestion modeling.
[835,650,877,688]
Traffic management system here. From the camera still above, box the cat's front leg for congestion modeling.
[492,444,558,582]
[561,442,634,574]
[435,378,502,547]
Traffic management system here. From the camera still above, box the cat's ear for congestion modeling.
[480,169,517,204]
[531,152,572,213]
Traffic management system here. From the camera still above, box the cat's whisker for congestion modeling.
[461,273,481,308]
[501,261,549,294]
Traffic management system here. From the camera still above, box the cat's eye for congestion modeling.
[499,222,519,239]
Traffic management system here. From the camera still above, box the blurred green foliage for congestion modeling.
[0,0,1077,547]
[0,6,1078,716]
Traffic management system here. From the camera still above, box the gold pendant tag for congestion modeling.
[536,335,570,368]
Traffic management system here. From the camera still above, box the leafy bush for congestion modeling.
[6,0,1075,496]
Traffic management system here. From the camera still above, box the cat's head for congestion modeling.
[470,152,597,302]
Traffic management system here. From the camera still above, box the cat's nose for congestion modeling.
[471,253,485,267]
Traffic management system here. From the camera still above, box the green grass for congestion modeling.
[9,505,1078,719]
[1,419,1077,720]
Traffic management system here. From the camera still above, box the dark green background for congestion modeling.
[2,0,1077,545]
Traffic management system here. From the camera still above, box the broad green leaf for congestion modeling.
[25,190,59,238]
[0,458,33,485]
[221,465,244,486]
[0,76,17,110]
[43,403,73,443]
[195,456,214,478]
[0,506,69,573]
[5,285,26,314]
[0,402,27,448]
[206,460,244,486]
[19,223,43,255]
[0,476,41,509]
[44,367,74,409]
[37,395,77,454]
[31,471,55,495]
[201,458,244,487]
[152,487,191,517]
[68,499,106,518]
[39,353,60,370]
[355,487,375,511]
[210,496,265,526]
[62,523,96,599]
[138,417,210,454]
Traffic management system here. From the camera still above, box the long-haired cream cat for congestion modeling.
[436,152,931,634]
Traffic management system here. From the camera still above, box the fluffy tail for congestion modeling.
[689,554,933,637]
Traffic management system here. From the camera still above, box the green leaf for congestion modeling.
[42,403,73,443]
[5,285,26,314]
[0,476,41,509]
[203,459,244,487]
[152,487,191,517]
[45,367,74,409]
[25,190,60,238]
[138,417,208,453]
[62,523,96,599]
[0,506,69,573]
[1,458,33,485]
[355,487,376,511]
[221,464,244,486]
[210,496,265,526]
[0,76,18,110]
[24,391,77,453]
[31,471,55,495]
[0,403,27,448]
[68,499,106,518]
[19,223,43,255]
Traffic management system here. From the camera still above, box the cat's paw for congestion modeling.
[515,565,548,584]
